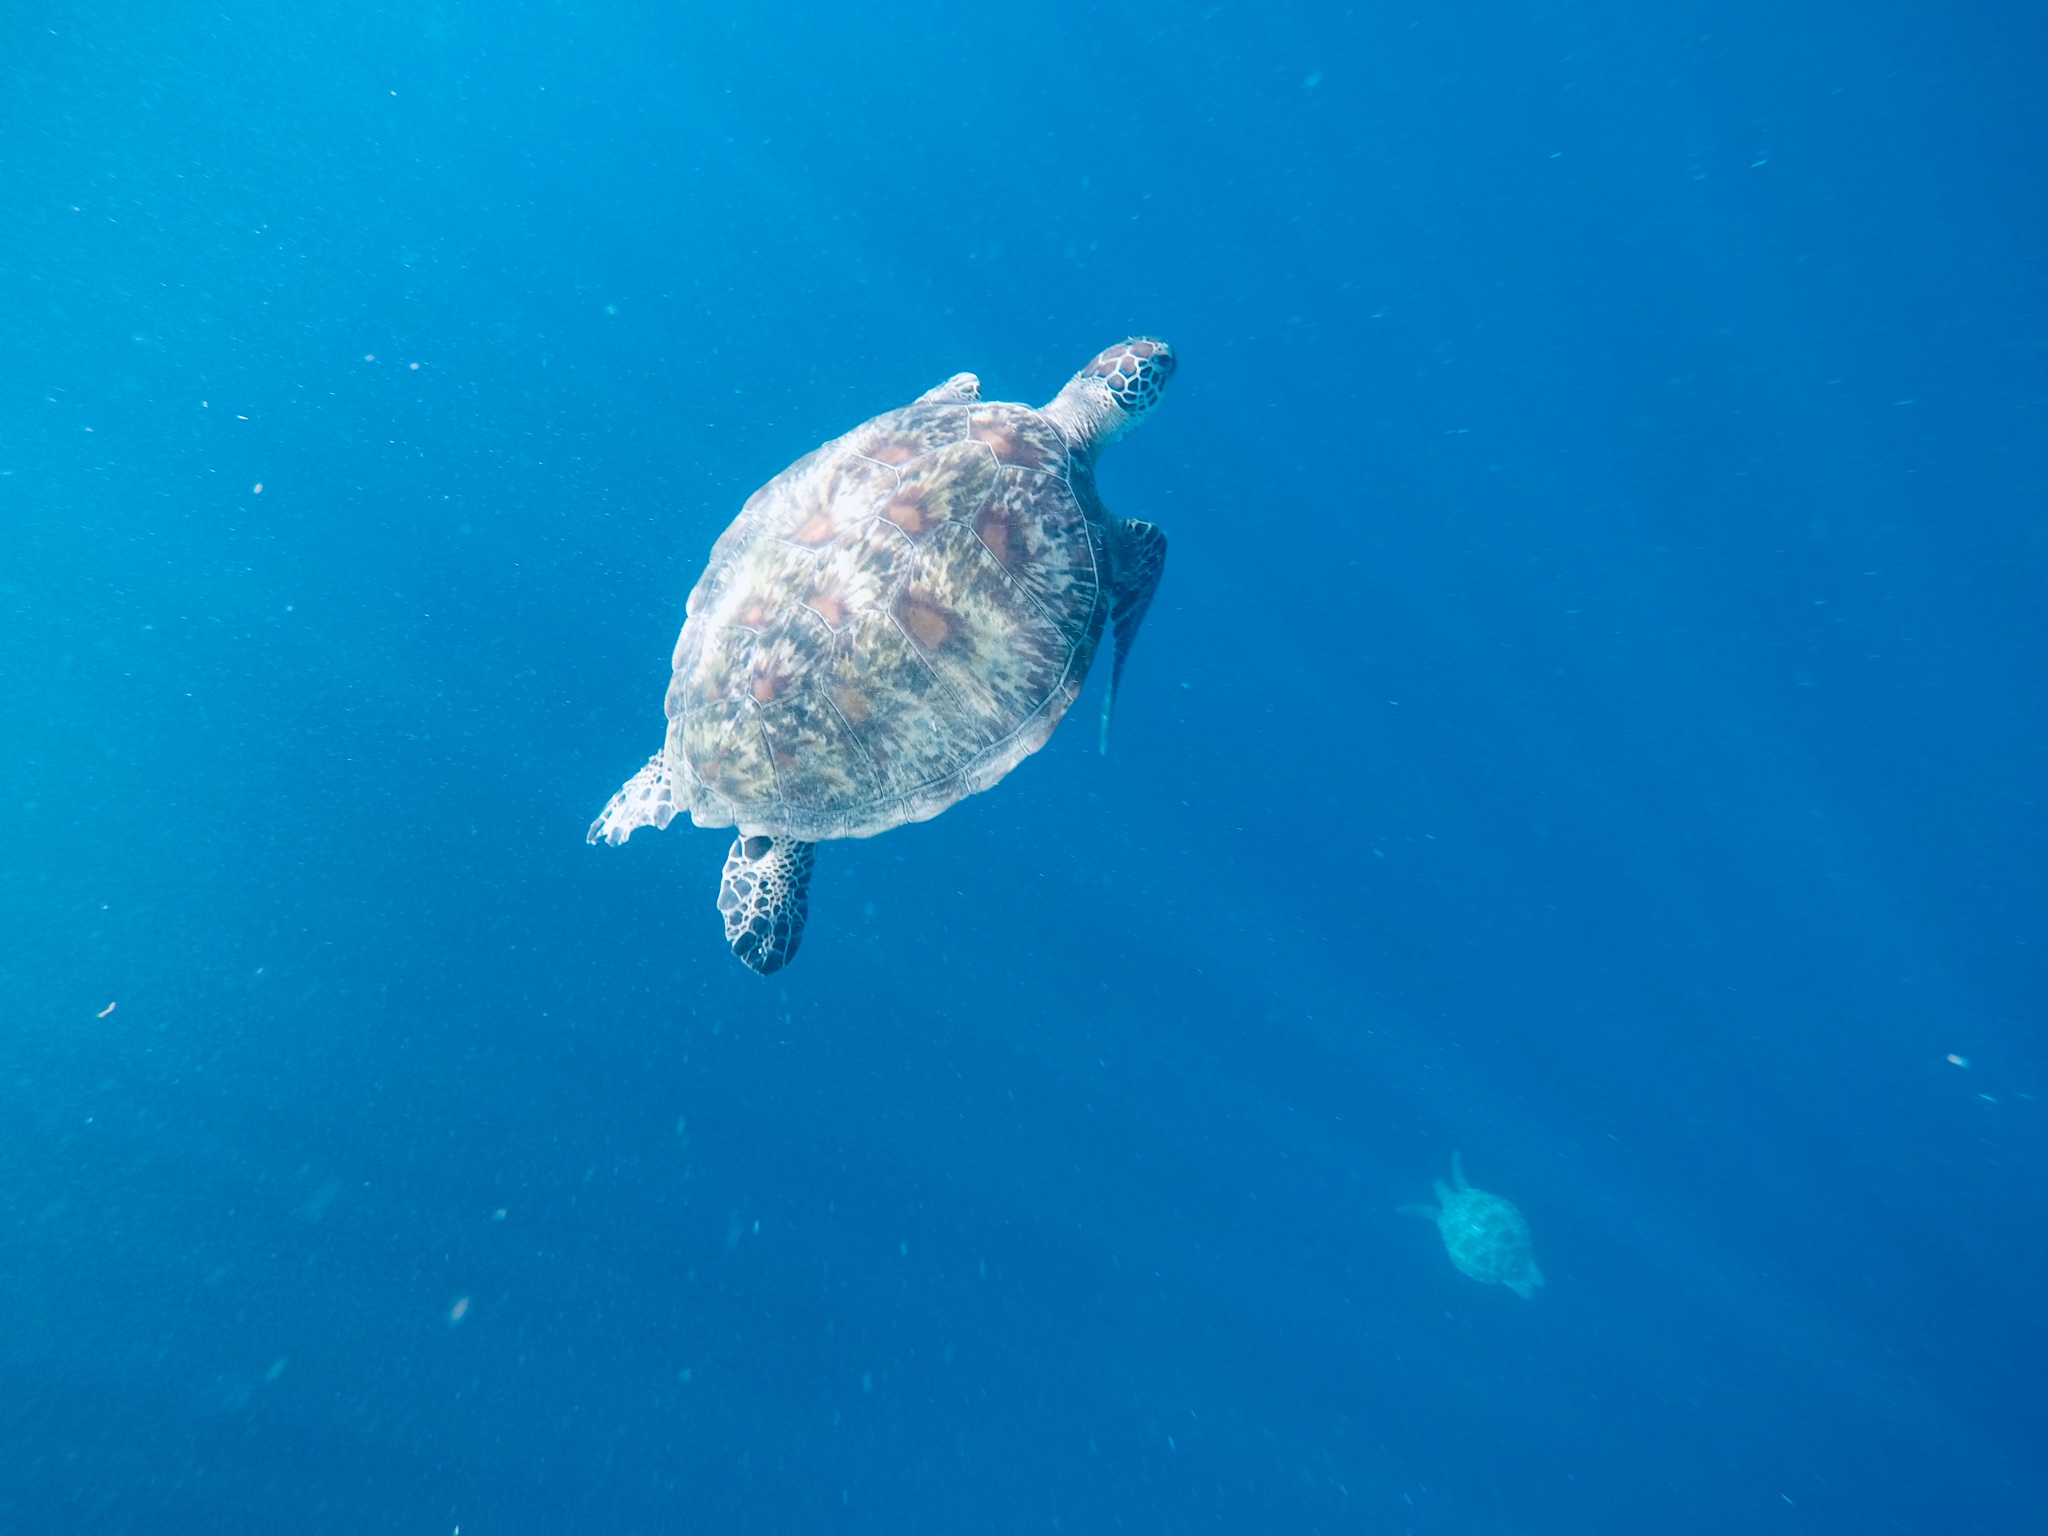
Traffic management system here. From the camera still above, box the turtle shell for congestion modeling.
[657,397,1109,840]
[1436,1185,1544,1297]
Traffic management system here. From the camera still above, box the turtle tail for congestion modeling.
[718,834,816,975]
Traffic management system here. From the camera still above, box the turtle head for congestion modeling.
[1041,337,1175,459]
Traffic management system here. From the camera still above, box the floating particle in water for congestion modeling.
[1947,1053,1970,1068]
[97,1002,115,1018]
[448,1296,470,1325]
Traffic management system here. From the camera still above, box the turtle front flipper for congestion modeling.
[914,372,980,405]
[1098,517,1168,754]
[718,834,817,975]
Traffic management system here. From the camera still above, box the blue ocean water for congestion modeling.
[4,2,2045,1530]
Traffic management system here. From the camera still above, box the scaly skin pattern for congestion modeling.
[659,397,1110,841]
[1081,337,1173,420]
[718,834,815,974]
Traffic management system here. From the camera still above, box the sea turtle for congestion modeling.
[589,337,1176,974]
[1402,1153,1545,1299]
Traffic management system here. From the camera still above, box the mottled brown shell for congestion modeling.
[657,398,1109,840]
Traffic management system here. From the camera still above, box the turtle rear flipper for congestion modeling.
[588,753,681,846]
[718,834,816,975]
[1098,517,1168,754]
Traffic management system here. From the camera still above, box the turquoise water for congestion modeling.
[3,3,2044,1531]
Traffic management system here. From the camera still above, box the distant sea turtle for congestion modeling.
[1403,1153,1545,1299]
[590,338,1176,974]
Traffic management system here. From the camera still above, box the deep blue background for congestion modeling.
[4,2,2044,1532]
